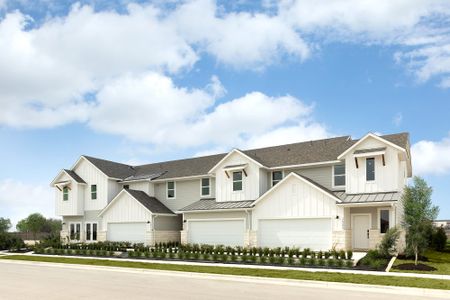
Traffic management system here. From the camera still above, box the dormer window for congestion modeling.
[333,165,345,187]
[63,187,69,201]
[167,181,176,199]
[232,171,242,191]
[272,171,283,186]
[366,157,375,181]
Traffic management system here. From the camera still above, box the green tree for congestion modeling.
[16,213,47,240]
[0,218,11,233]
[402,176,439,265]
[42,218,62,235]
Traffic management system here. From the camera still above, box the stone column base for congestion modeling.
[180,230,188,245]
[97,231,106,242]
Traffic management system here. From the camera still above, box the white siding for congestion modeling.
[154,179,201,212]
[215,152,261,202]
[73,158,112,211]
[101,192,153,230]
[252,175,341,230]
[345,137,402,194]
[55,172,84,216]
[127,181,154,195]
[285,166,333,190]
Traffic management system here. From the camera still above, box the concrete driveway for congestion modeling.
[0,260,447,300]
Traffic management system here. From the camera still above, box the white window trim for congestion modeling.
[271,170,284,187]
[62,187,69,201]
[69,222,81,242]
[166,181,176,199]
[377,207,392,234]
[85,222,98,242]
[332,164,346,189]
[200,178,211,198]
[232,171,243,192]
[366,157,376,182]
[91,184,97,200]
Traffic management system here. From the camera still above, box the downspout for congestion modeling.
[245,209,252,247]
[152,214,158,246]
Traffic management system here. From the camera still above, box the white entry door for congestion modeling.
[258,218,332,250]
[188,220,245,246]
[107,222,146,243]
[352,215,370,249]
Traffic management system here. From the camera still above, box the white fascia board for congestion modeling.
[337,133,406,160]
[151,174,211,183]
[207,149,266,174]
[337,201,395,207]
[353,150,386,158]
[50,169,67,186]
[252,172,341,208]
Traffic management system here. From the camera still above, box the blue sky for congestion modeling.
[0,0,449,227]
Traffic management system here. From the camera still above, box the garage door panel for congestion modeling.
[258,218,331,250]
[188,220,244,246]
[107,223,146,243]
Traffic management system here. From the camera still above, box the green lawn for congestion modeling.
[1,255,449,290]
[392,247,450,275]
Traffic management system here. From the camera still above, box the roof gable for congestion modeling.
[208,149,266,174]
[337,133,407,159]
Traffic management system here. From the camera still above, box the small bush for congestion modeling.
[318,258,325,266]
[336,259,344,268]
[378,227,400,258]
[432,226,448,251]
[338,250,346,260]
[327,259,335,267]
[259,255,267,264]
[346,250,353,260]
[299,257,306,265]
[308,258,316,266]
[346,260,353,268]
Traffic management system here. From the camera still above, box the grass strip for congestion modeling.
[1,255,449,290]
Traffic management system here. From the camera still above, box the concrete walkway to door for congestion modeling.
[2,251,450,281]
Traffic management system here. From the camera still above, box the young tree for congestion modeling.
[402,176,439,265]
[0,218,11,233]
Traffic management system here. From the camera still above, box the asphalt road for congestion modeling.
[0,260,447,300]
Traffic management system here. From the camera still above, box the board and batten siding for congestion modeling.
[55,172,84,216]
[73,158,111,211]
[344,137,404,194]
[252,175,342,231]
[101,192,153,230]
[215,152,261,202]
[126,181,155,196]
[285,166,333,190]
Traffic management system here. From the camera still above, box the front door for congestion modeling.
[353,215,370,249]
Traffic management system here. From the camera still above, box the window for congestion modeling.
[123,185,129,190]
[86,223,97,241]
[201,178,210,196]
[91,184,97,200]
[272,171,283,186]
[167,181,175,198]
[380,210,390,233]
[63,187,69,201]
[366,158,375,181]
[232,171,242,191]
[333,164,346,187]
[69,223,80,240]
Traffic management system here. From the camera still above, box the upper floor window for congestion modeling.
[201,178,210,197]
[366,157,375,181]
[232,171,242,191]
[63,187,69,201]
[333,165,345,187]
[272,171,283,186]
[380,209,390,233]
[167,181,175,198]
[91,185,97,200]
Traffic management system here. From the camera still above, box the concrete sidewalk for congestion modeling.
[3,251,450,280]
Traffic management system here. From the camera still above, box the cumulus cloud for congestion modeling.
[0,179,54,230]
[412,133,450,175]
[88,71,326,149]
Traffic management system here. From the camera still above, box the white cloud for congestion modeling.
[88,71,327,149]
[412,133,450,175]
[0,179,54,230]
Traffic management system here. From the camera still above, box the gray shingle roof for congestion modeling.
[179,199,255,212]
[64,169,86,184]
[125,189,175,214]
[79,132,409,181]
[334,191,401,203]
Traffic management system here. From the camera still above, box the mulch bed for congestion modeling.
[393,263,437,272]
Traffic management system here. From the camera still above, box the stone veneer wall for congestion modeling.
[332,230,352,250]
[180,230,188,245]
[154,231,181,244]
[369,229,382,249]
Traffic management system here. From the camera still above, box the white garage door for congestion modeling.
[188,220,245,246]
[258,218,332,250]
[107,222,146,243]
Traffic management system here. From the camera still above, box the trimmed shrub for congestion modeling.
[346,250,353,260]
[308,258,316,266]
[432,226,448,251]
[338,250,346,260]
[299,257,306,265]
[327,258,335,267]
[336,259,344,268]
[346,260,353,268]
[318,258,325,266]
[378,227,400,258]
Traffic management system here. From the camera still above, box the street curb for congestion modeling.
[0,259,449,299]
